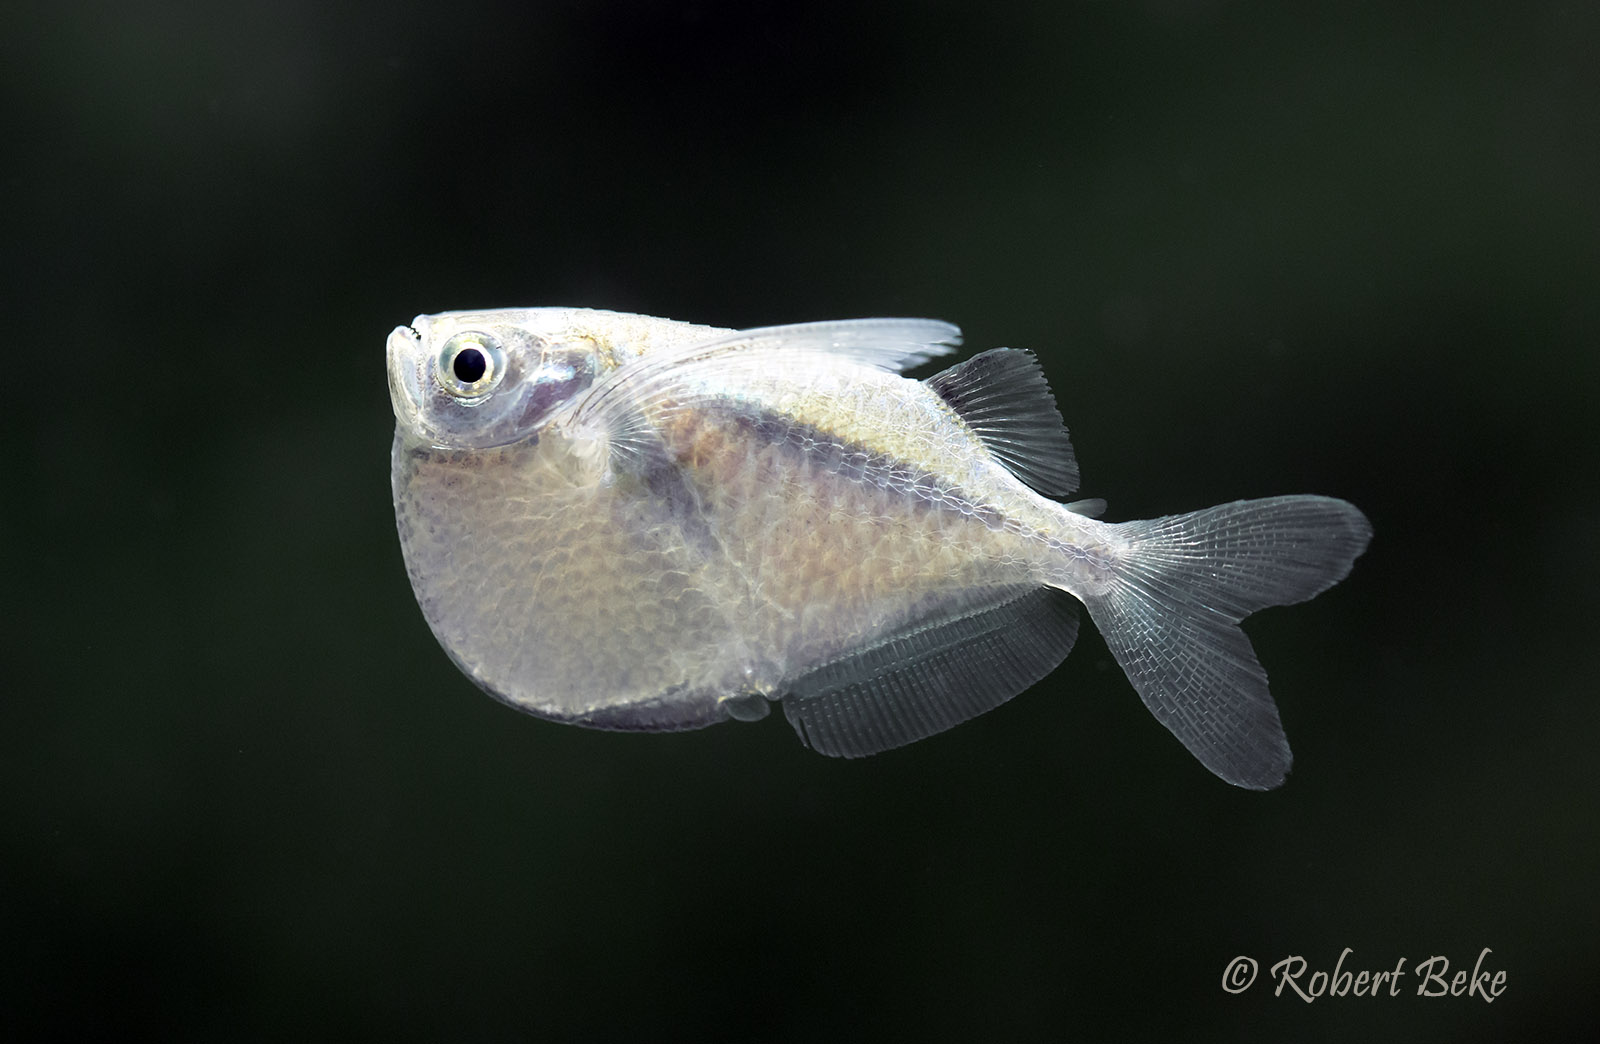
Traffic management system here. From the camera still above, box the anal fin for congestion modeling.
[782,587,1079,757]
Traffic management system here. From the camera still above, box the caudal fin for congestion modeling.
[1081,495,1372,789]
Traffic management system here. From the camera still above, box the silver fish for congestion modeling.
[388,308,1371,788]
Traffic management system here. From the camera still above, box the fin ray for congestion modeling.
[1080,496,1372,789]
[561,318,962,471]
[782,587,1079,757]
[924,348,1078,497]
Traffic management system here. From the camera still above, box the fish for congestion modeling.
[388,308,1371,789]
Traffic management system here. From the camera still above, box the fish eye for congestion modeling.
[437,332,506,399]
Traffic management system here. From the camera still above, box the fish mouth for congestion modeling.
[386,322,428,436]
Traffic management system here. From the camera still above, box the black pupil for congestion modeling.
[453,346,487,384]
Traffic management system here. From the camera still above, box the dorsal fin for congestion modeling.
[924,348,1079,497]
[780,587,1079,757]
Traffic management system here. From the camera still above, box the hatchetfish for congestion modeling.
[388,308,1371,788]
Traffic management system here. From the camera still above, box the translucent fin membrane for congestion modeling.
[1083,495,1372,789]
[783,587,1080,757]
[924,348,1078,497]
[565,318,962,473]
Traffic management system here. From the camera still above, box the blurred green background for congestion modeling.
[5,1,1596,1040]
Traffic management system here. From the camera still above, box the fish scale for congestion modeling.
[664,408,1037,668]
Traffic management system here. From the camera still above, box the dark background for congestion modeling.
[5,1,1596,1040]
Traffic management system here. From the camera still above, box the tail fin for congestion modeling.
[1081,495,1372,789]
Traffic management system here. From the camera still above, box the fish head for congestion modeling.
[387,309,603,450]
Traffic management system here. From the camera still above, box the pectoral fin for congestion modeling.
[781,587,1079,758]
[559,317,963,472]
[677,318,962,374]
